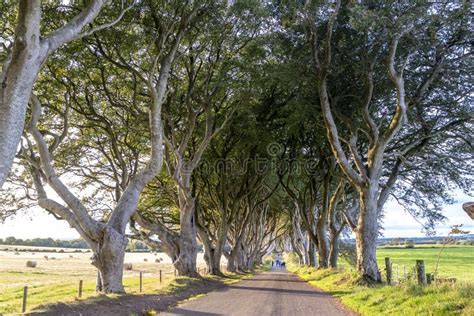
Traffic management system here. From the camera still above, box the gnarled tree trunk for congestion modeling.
[174,196,198,277]
[355,188,381,282]
[91,227,128,293]
[329,229,342,268]
[308,239,318,267]
[316,213,330,268]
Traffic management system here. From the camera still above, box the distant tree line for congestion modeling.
[0,236,89,248]
[0,236,155,251]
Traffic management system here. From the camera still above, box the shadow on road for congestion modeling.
[164,307,222,315]
[229,285,332,296]
[244,278,306,283]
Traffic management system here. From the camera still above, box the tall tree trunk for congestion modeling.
[0,0,42,188]
[316,212,330,268]
[226,251,237,272]
[197,226,224,276]
[308,239,317,267]
[175,197,198,277]
[302,235,310,265]
[209,250,223,275]
[290,235,304,265]
[208,225,227,276]
[355,188,381,282]
[237,247,248,271]
[0,0,111,188]
[329,229,341,268]
[91,227,128,293]
[317,174,331,268]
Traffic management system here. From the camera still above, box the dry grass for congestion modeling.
[0,247,223,314]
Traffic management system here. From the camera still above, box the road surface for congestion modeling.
[161,269,352,316]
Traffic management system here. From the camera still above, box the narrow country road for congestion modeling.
[161,269,352,316]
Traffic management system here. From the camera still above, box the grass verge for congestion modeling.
[16,265,268,315]
[288,264,474,316]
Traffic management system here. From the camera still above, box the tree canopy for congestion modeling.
[1,0,472,290]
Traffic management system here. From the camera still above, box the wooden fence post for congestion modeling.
[139,272,143,293]
[426,273,433,285]
[385,257,392,285]
[416,260,427,286]
[78,280,83,298]
[22,286,28,313]
[403,266,407,281]
[159,270,162,284]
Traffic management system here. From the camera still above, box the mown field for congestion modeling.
[376,245,474,281]
[0,246,221,314]
[335,244,474,282]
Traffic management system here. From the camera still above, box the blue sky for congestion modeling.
[0,191,472,240]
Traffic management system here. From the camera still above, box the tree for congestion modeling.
[132,0,264,276]
[11,1,198,292]
[304,1,472,282]
[0,0,132,188]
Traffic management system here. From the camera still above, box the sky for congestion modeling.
[0,191,472,240]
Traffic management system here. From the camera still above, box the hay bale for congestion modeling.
[26,261,37,268]
[143,258,148,262]
[155,259,160,263]
[124,263,133,270]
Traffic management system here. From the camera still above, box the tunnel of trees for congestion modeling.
[0,1,472,292]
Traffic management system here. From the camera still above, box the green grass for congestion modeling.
[287,245,474,316]
[376,245,474,281]
[335,245,473,282]
[289,266,474,316]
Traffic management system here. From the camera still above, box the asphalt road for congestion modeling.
[161,269,352,316]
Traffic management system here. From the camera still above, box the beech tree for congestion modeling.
[304,1,472,281]
[8,1,197,292]
[132,0,264,276]
[0,0,133,188]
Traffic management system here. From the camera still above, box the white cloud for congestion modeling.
[382,190,473,237]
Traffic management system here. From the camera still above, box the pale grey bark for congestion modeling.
[0,0,128,188]
[306,0,411,282]
[308,238,318,267]
[328,181,348,268]
[22,26,173,290]
[316,174,331,268]
[197,217,228,276]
